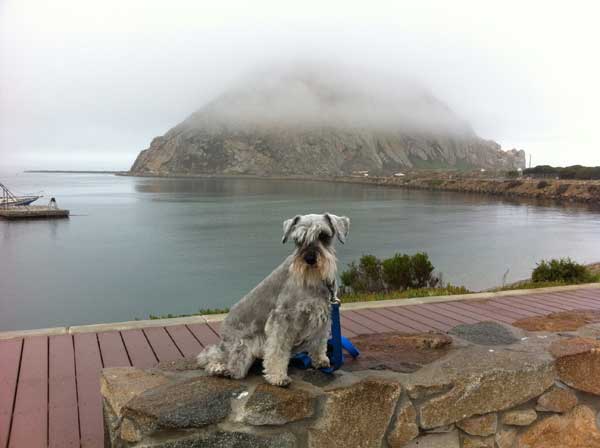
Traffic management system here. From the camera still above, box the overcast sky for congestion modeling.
[1,0,599,170]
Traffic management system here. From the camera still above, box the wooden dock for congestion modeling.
[0,206,69,220]
[1,285,600,447]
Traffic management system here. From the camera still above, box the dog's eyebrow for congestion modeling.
[324,215,337,237]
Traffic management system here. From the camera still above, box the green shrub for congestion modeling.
[382,254,413,289]
[340,284,471,304]
[506,170,521,179]
[524,165,600,180]
[340,254,385,293]
[556,184,570,195]
[531,258,593,284]
[412,252,439,288]
[342,252,439,292]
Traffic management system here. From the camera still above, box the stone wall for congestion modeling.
[101,315,600,448]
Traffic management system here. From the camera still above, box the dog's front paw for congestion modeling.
[312,357,331,369]
[263,373,291,387]
[205,362,229,377]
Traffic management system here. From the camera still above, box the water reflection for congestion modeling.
[1,172,600,331]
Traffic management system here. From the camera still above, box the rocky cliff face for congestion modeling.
[130,67,525,176]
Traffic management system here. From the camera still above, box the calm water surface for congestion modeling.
[1,172,600,331]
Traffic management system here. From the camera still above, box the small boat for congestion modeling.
[0,182,41,207]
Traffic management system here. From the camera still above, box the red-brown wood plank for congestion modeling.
[370,307,435,333]
[187,323,221,346]
[526,294,592,312]
[481,300,537,317]
[465,301,526,320]
[426,303,481,325]
[9,336,48,448]
[405,304,466,327]
[386,307,449,331]
[559,289,600,302]
[354,309,421,333]
[527,294,585,311]
[0,338,22,448]
[340,314,372,335]
[495,295,573,313]
[49,335,79,448]
[121,330,157,368]
[74,333,103,448]
[165,325,203,358]
[576,288,600,298]
[98,332,131,367]
[143,327,182,362]
[449,302,514,324]
[515,294,577,311]
[339,323,358,338]
[434,301,497,324]
[343,310,394,333]
[207,321,222,336]
[548,292,600,308]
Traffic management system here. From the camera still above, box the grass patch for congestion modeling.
[141,307,230,320]
[340,285,471,304]
[494,275,600,292]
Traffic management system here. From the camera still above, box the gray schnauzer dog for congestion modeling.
[197,213,350,386]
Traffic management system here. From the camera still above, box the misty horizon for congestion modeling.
[1,1,599,171]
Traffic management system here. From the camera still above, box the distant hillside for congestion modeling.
[130,65,525,176]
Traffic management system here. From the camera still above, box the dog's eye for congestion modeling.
[318,232,332,243]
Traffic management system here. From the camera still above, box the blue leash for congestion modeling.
[291,298,360,373]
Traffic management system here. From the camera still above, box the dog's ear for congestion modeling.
[282,215,301,244]
[325,213,350,244]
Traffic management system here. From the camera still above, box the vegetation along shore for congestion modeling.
[143,256,600,320]
[123,167,600,205]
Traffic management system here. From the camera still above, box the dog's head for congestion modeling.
[282,213,350,285]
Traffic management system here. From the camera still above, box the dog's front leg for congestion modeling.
[263,312,295,386]
[307,324,331,369]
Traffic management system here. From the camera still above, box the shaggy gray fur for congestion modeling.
[197,213,350,386]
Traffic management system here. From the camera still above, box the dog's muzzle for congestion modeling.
[303,251,318,266]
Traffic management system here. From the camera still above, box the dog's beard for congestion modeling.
[289,246,337,288]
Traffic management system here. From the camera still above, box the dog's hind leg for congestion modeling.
[226,339,255,380]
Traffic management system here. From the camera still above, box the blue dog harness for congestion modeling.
[290,282,360,372]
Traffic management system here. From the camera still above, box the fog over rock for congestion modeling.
[130,63,526,175]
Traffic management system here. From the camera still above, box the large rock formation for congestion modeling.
[130,66,526,176]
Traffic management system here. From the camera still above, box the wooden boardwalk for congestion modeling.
[2,287,600,447]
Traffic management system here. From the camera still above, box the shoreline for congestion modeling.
[2,282,599,340]
[24,170,123,174]
[121,171,600,205]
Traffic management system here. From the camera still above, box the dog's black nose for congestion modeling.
[304,252,317,265]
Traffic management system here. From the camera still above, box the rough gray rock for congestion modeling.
[456,413,497,436]
[387,399,419,447]
[404,346,555,428]
[308,376,403,448]
[129,67,525,176]
[123,376,246,430]
[449,321,520,346]
[135,431,297,448]
[460,434,495,448]
[502,409,538,426]
[241,383,316,425]
[404,431,460,448]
